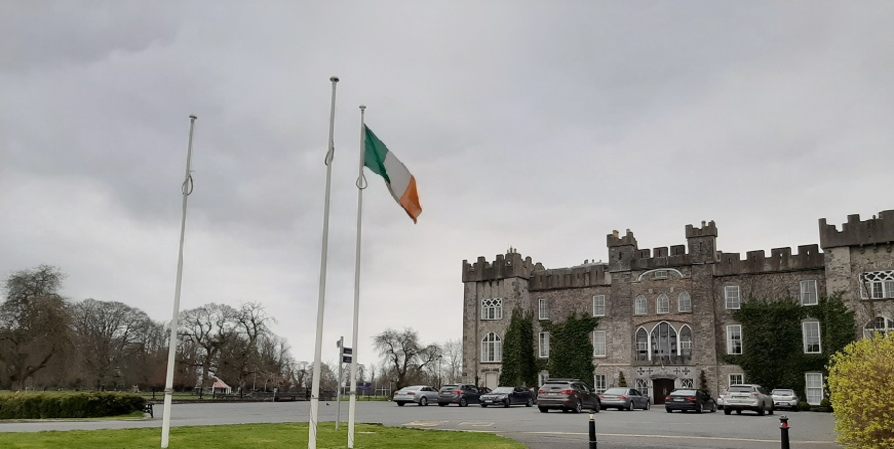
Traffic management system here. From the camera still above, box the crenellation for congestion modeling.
[685,220,718,238]
[529,264,609,291]
[715,245,824,275]
[462,252,536,282]
[819,210,894,249]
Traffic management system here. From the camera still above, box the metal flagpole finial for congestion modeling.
[359,105,366,111]
[330,76,340,83]
[189,115,197,120]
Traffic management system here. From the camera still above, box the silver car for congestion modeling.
[393,385,439,406]
[771,389,800,411]
[722,384,774,415]
[598,387,651,411]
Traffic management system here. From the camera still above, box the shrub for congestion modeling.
[828,333,894,448]
[799,401,812,411]
[0,392,145,419]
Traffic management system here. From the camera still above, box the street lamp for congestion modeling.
[437,355,443,388]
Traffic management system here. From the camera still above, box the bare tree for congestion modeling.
[372,328,440,391]
[178,303,238,389]
[0,265,73,389]
[439,339,463,384]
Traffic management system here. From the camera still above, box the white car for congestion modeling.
[393,385,439,406]
[771,389,800,411]
[723,384,774,416]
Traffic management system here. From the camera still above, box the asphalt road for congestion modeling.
[0,400,840,448]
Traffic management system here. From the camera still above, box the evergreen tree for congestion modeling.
[545,312,599,388]
[618,371,627,387]
[699,370,710,396]
[499,308,537,387]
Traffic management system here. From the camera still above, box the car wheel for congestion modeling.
[711,402,717,413]
[724,408,731,415]
[736,410,742,415]
[438,403,447,407]
[504,399,510,408]
[628,401,634,411]
[397,402,405,407]
[757,405,765,416]
[645,401,651,410]
[480,404,487,408]
[574,400,583,414]
[792,405,799,412]
[666,408,672,413]
[526,398,533,407]
[459,397,467,407]
[768,404,774,415]
[697,402,704,414]
[419,397,427,406]
[539,407,548,413]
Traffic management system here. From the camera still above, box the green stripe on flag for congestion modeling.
[364,125,390,183]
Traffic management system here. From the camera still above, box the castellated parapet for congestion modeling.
[714,244,824,275]
[529,264,609,291]
[462,251,537,282]
[819,210,894,249]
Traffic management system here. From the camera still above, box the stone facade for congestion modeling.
[462,210,894,405]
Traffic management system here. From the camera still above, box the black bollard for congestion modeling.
[589,409,597,449]
[779,415,790,449]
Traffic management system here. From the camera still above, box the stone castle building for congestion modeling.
[461,210,894,405]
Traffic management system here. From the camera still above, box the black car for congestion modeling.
[437,384,481,407]
[479,386,535,408]
[664,389,717,413]
[536,378,601,413]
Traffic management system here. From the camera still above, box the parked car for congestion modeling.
[716,388,728,409]
[393,385,439,406]
[664,389,717,413]
[771,389,800,411]
[536,378,601,413]
[479,386,535,408]
[598,387,651,411]
[723,384,774,416]
[437,384,481,407]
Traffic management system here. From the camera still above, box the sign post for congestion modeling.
[336,337,344,430]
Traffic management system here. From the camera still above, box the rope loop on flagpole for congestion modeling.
[325,147,334,166]
[356,173,367,190]
[181,172,194,195]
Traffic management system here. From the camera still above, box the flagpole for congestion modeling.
[308,76,339,449]
[347,105,368,448]
[161,115,198,449]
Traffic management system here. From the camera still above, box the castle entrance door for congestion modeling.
[652,378,674,404]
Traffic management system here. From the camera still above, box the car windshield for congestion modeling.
[403,386,423,391]
[729,386,753,393]
[772,389,794,395]
[440,385,458,391]
[491,387,514,393]
[603,388,628,395]
[670,390,697,396]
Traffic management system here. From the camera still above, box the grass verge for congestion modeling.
[0,423,525,449]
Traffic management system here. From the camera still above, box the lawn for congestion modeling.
[0,423,525,449]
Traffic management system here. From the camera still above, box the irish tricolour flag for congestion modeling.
[364,125,423,223]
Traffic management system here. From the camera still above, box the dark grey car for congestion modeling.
[599,387,651,410]
[480,386,534,408]
[536,378,601,413]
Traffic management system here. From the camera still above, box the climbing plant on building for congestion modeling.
[499,308,538,387]
[724,294,855,398]
[542,312,600,388]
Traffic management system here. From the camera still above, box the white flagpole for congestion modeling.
[347,105,368,448]
[161,115,198,449]
[308,76,339,449]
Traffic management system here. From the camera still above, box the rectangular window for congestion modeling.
[593,331,607,357]
[634,296,647,315]
[802,321,822,354]
[677,292,692,312]
[800,280,818,306]
[656,295,669,314]
[481,298,503,320]
[861,270,894,299]
[805,373,823,405]
[593,295,606,317]
[539,298,550,320]
[726,325,743,355]
[539,332,550,358]
[654,270,668,279]
[729,373,744,387]
[725,286,741,309]
[594,374,606,394]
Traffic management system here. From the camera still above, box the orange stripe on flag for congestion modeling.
[399,176,422,224]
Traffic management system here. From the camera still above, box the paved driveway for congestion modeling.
[0,400,839,448]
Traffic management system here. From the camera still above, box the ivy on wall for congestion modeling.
[499,308,538,387]
[724,294,855,395]
[544,312,600,388]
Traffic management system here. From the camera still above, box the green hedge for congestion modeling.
[0,392,146,419]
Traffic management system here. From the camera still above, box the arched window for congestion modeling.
[656,294,670,314]
[481,332,502,362]
[635,327,649,361]
[679,326,692,359]
[863,316,894,339]
[650,322,677,359]
[635,295,648,315]
[678,291,692,312]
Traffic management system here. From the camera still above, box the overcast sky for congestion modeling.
[2,1,893,371]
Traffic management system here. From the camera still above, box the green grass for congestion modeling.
[0,423,525,449]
